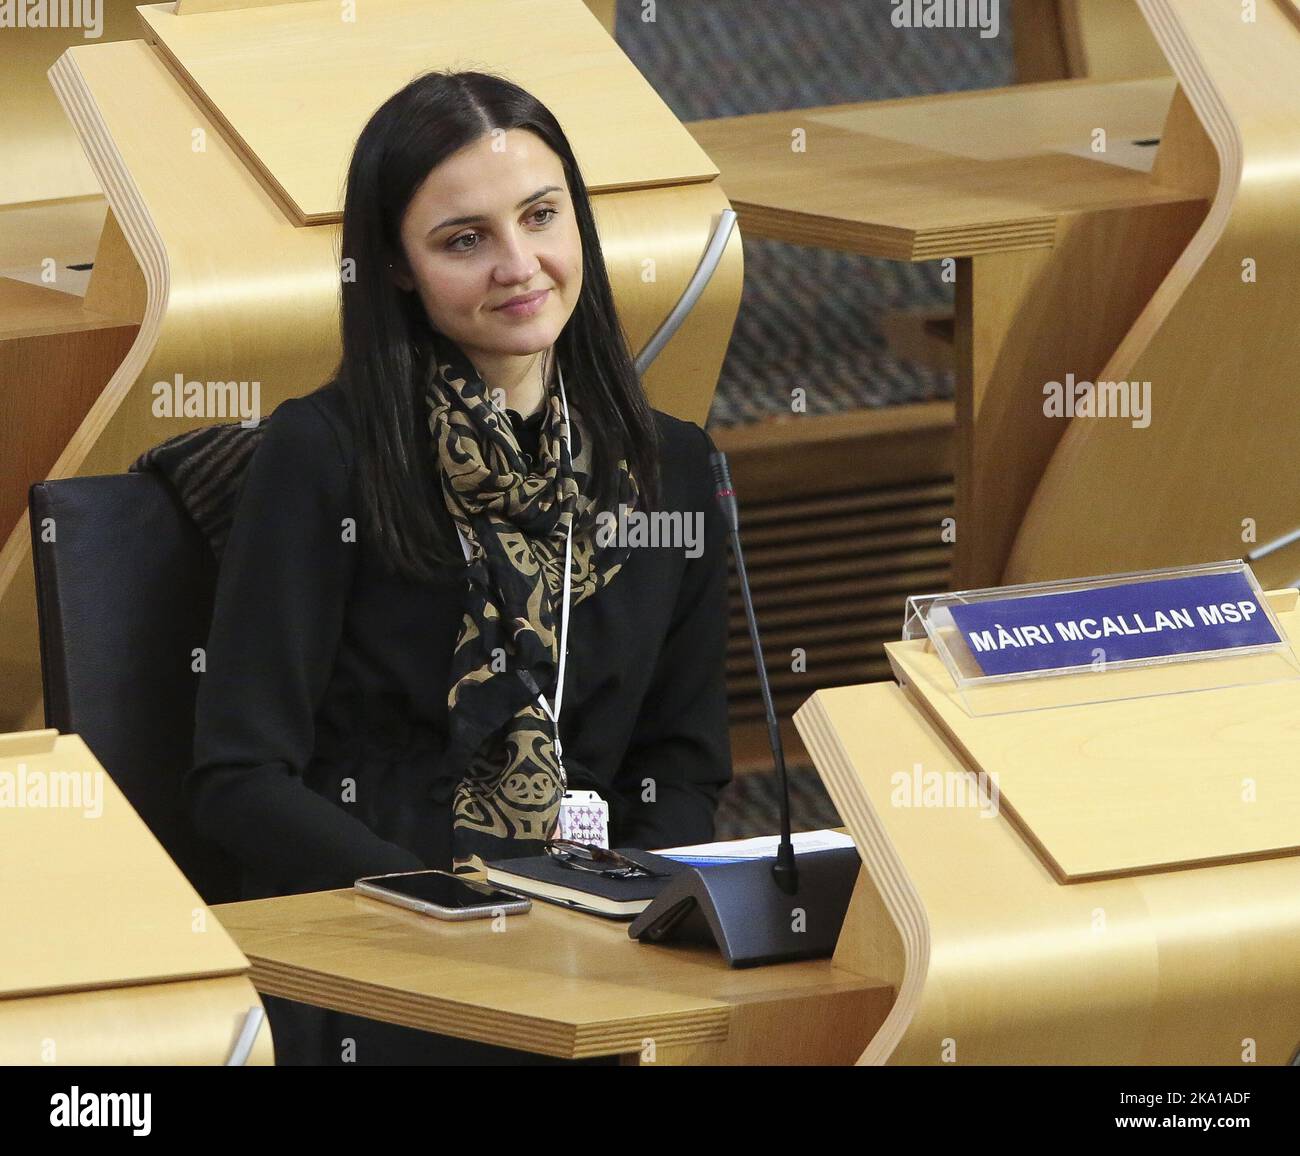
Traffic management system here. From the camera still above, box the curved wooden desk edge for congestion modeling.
[0,974,273,1065]
[1064,0,1238,403]
[1005,0,1300,588]
[796,691,928,1066]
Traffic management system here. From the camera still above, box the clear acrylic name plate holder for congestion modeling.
[898,560,1300,717]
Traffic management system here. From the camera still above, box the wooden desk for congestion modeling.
[214,887,893,1065]
[687,76,1209,588]
[794,589,1300,1065]
[0,731,272,1064]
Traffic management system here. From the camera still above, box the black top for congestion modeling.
[187,382,733,899]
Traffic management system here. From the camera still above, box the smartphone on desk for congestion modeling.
[354,869,531,921]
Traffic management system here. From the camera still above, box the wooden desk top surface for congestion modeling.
[0,732,251,1001]
[687,76,1205,260]
[138,0,718,224]
[213,886,889,1060]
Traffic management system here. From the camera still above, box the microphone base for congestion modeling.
[627,847,859,968]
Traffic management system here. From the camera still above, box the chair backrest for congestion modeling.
[29,472,240,904]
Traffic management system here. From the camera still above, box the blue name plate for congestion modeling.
[948,571,1280,677]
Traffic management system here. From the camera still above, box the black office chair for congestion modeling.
[29,472,240,904]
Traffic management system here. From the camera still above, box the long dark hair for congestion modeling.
[334,69,661,581]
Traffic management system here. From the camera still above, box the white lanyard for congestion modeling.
[455,359,573,770]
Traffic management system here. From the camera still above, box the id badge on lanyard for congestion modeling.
[453,358,609,848]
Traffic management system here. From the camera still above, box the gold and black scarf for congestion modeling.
[421,330,639,866]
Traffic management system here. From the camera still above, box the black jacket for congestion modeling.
[187,382,733,899]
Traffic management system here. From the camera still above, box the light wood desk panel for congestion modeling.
[885,590,1300,881]
[0,975,273,1066]
[0,730,272,1065]
[686,77,1194,261]
[139,0,715,224]
[1006,0,1300,591]
[796,674,1300,1065]
[214,886,893,1064]
[1014,0,1169,84]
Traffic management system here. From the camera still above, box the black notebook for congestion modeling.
[482,849,690,920]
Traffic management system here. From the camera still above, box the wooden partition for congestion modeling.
[1014,0,1169,82]
[0,5,147,551]
[1006,0,1300,590]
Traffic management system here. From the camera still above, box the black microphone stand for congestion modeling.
[710,452,799,896]
[627,449,859,966]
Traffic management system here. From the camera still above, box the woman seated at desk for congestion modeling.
[185,69,733,1063]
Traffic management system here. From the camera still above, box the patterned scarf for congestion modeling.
[421,330,639,866]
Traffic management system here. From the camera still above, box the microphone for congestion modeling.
[627,447,860,965]
[710,450,798,896]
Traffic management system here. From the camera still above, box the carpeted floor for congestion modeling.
[615,1,1013,833]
